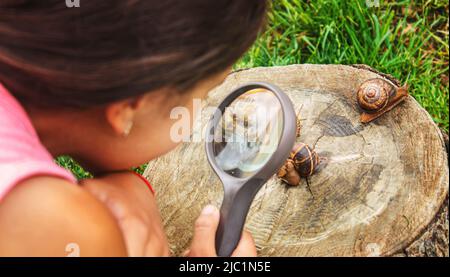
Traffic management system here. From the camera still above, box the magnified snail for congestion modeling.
[277,143,320,186]
[357,78,408,123]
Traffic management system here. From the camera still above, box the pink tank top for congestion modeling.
[0,83,76,201]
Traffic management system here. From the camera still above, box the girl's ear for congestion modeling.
[105,97,145,136]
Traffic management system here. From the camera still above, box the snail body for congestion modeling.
[357,78,408,123]
[277,142,321,186]
[277,159,301,186]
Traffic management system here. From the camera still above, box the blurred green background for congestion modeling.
[58,0,449,179]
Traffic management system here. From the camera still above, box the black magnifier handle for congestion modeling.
[207,82,297,257]
[215,179,263,257]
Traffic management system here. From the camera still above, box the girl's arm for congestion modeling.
[81,172,170,257]
[82,172,256,257]
[0,176,127,257]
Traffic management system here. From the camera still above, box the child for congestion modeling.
[0,0,266,256]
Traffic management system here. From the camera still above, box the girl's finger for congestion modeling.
[188,205,220,257]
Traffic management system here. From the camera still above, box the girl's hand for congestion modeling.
[81,172,169,256]
[185,205,257,257]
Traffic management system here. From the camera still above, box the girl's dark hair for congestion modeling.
[0,0,267,108]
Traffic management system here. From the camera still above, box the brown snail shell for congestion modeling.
[357,78,394,113]
[290,143,320,178]
[356,78,409,123]
[277,143,321,186]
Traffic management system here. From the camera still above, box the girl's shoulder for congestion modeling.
[0,176,127,256]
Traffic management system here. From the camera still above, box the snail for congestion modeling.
[277,159,301,186]
[277,143,321,186]
[357,78,408,123]
[291,143,320,177]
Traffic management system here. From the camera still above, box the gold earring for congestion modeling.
[123,121,133,137]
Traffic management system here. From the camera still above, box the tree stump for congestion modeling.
[143,64,449,257]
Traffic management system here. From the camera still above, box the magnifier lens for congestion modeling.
[213,89,283,178]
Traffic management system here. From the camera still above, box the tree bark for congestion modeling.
[144,64,449,256]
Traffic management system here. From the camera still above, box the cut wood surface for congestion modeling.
[143,64,449,257]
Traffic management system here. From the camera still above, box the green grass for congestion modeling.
[58,0,449,179]
[236,0,449,131]
[55,156,147,180]
[55,156,92,179]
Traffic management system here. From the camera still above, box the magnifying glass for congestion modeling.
[205,82,296,256]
